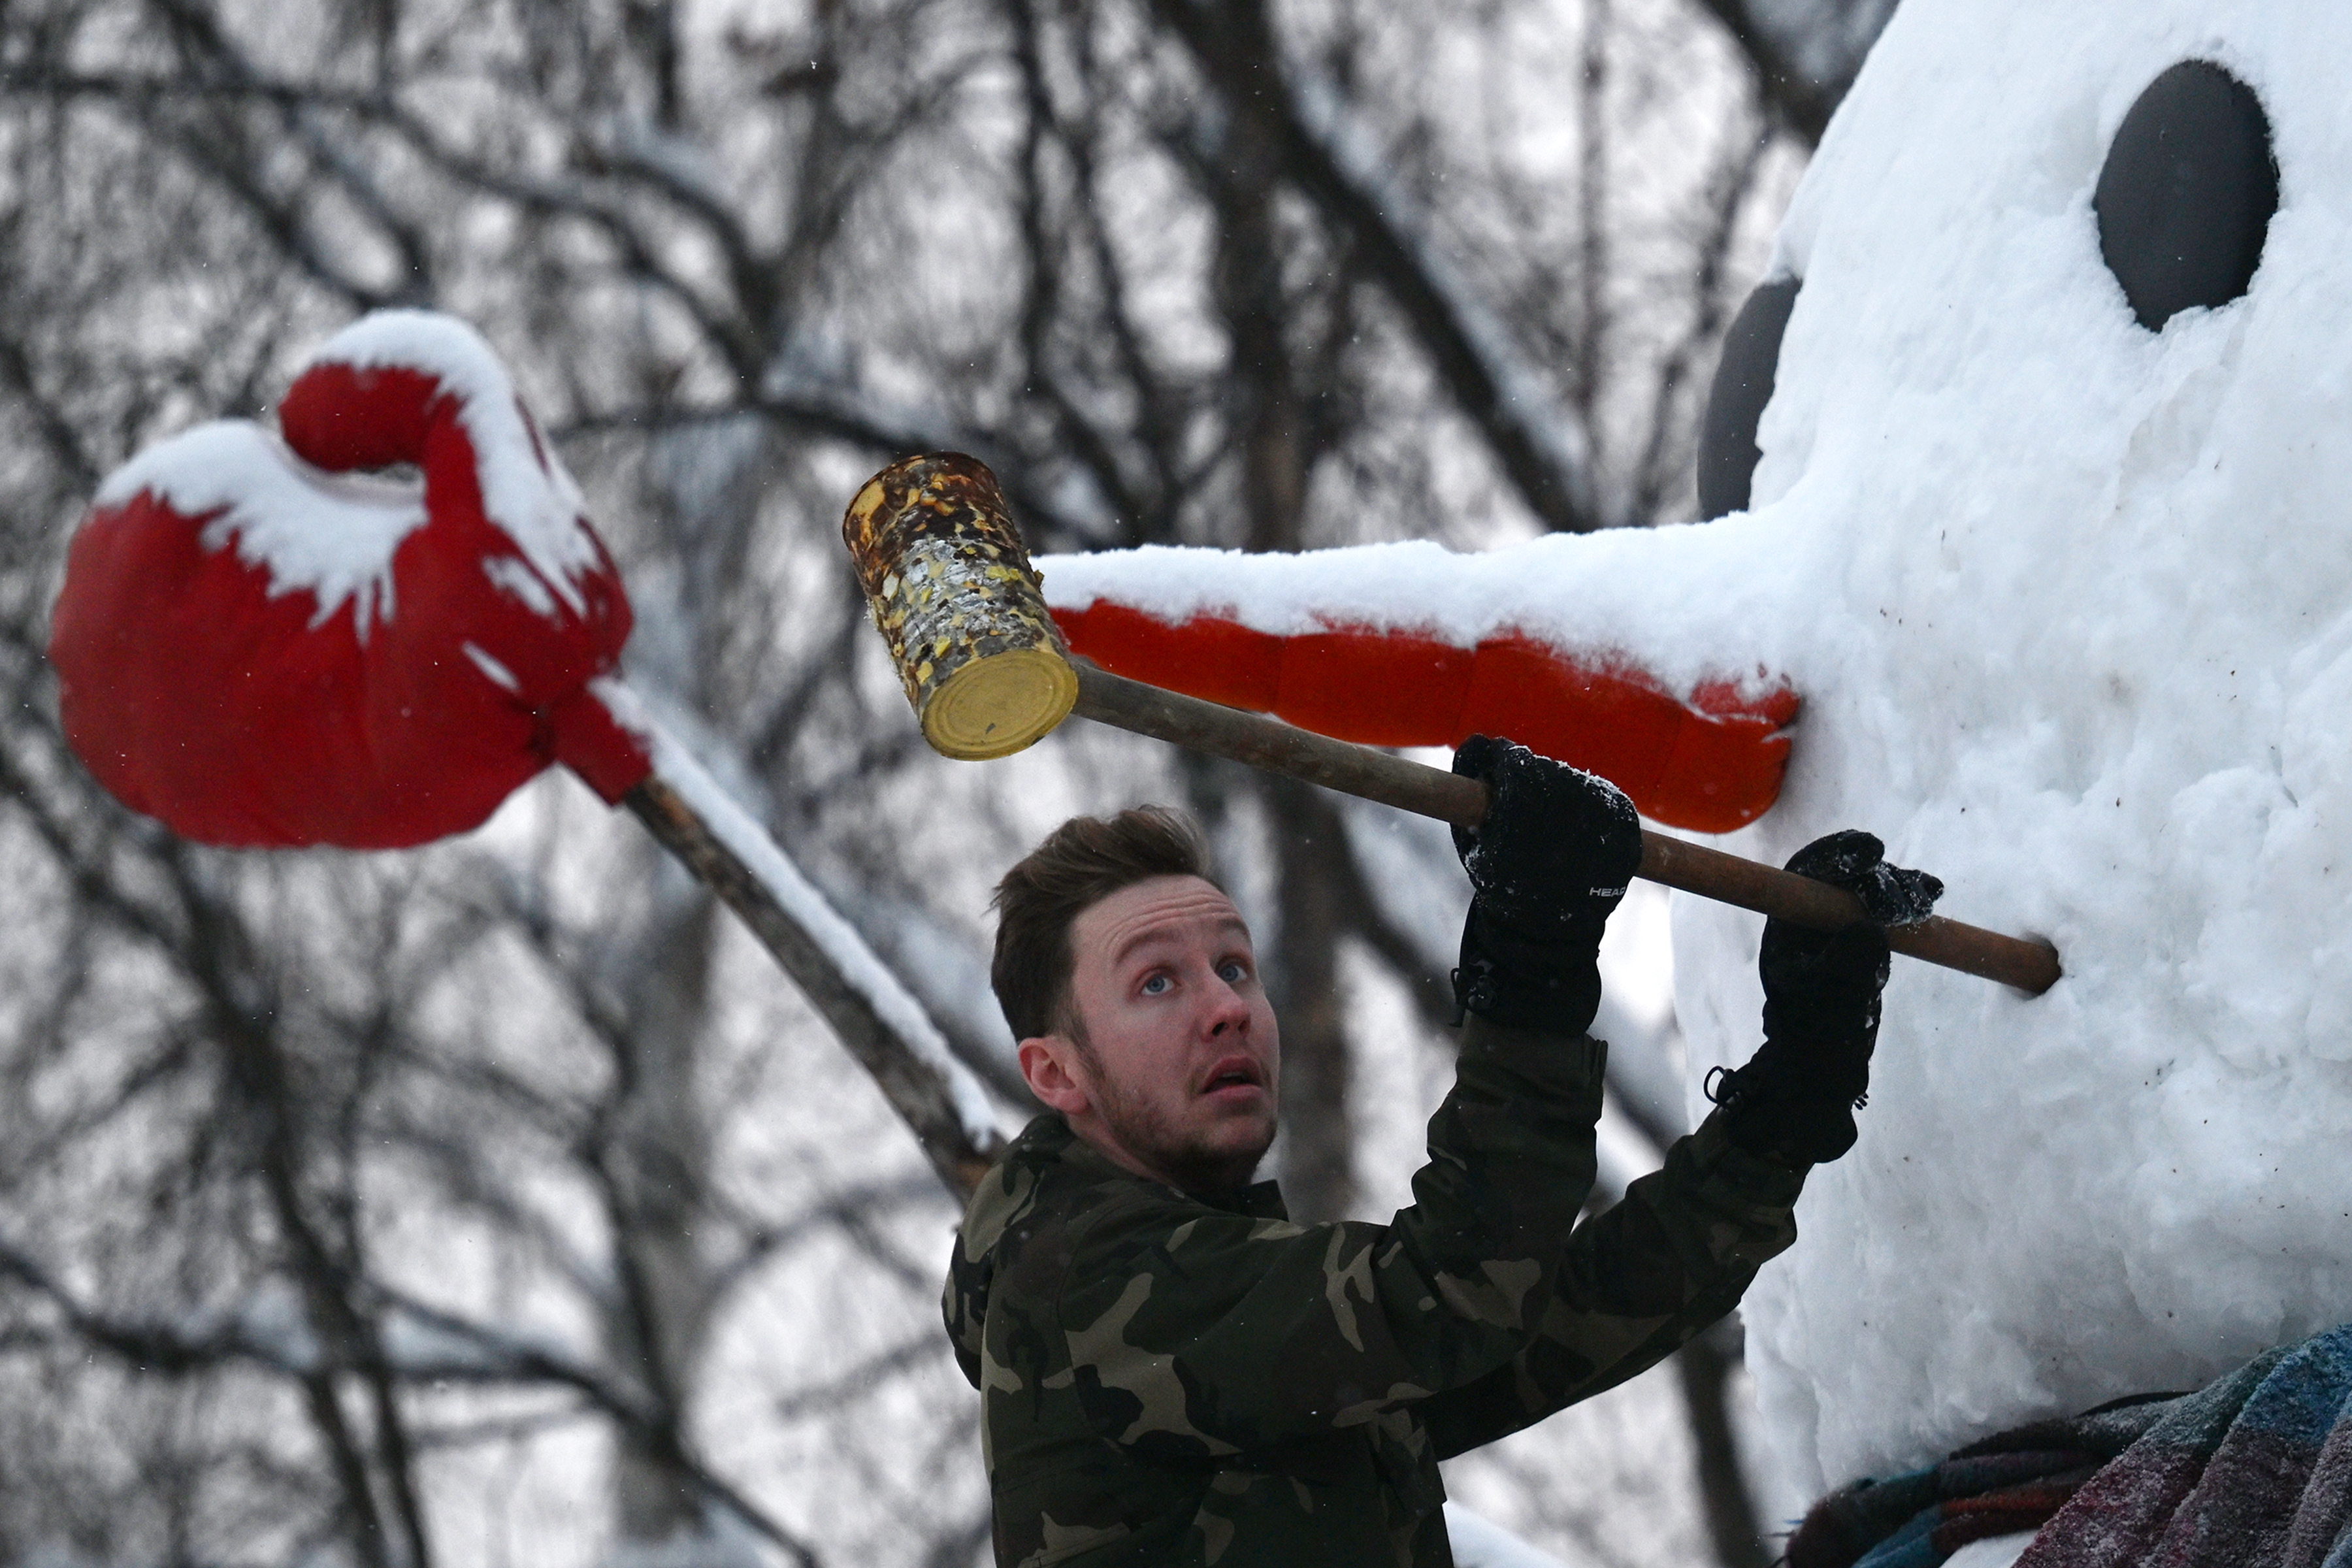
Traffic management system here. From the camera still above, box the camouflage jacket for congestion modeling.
[942,1015,1808,1567]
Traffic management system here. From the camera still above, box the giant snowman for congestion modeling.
[1035,0,2352,1523]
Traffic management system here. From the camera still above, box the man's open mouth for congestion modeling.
[1200,1058,1263,1095]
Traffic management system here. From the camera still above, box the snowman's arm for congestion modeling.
[1039,543,1799,834]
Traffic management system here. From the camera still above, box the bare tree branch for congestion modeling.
[1147,0,1604,532]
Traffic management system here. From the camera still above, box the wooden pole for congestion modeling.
[625,773,1005,1196]
[1071,661,2061,996]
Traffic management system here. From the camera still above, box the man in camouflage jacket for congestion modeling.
[945,738,1937,1566]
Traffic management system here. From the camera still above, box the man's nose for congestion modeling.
[1203,973,1252,1036]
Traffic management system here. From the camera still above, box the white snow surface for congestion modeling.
[89,312,609,632]
[1443,1504,1573,1568]
[93,421,426,632]
[1039,530,1795,701]
[591,679,1003,1152]
[305,310,603,615]
[1042,0,2352,1502]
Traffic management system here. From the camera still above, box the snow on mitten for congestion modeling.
[1448,734,1642,1036]
[50,310,645,849]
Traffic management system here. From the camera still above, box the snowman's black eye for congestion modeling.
[1697,276,1801,519]
[2094,61,2278,332]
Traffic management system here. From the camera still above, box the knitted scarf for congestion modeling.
[1785,1319,2352,1568]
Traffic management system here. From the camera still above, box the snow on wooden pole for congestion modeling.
[843,453,2063,996]
[589,684,1007,1196]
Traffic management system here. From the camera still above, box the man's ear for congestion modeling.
[1019,1036,1092,1116]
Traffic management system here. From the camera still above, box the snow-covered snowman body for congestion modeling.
[1043,0,2352,1500]
[1694,0,2352,1494]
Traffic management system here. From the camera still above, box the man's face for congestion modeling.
[1021,875,1281,1198]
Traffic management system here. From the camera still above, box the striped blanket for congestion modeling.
[1786,1320,2352,1568]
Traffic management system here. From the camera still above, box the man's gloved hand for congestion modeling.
[1449,735,1643,1036]
[1707,830,1944,1167]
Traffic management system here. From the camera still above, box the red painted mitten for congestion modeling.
[49,310,649,849]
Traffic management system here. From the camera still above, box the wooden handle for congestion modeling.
[623,772,1005,1196]
[1634,834,2062,993]
[1074,660,1488,821]
[1072,662,2061,995]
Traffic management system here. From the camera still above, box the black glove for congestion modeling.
[1707,830,1943,1167]
[1448,735,1642,1036]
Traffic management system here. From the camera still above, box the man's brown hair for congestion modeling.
[990,806,1215,1043]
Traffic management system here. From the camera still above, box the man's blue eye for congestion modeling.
[1141,975,1171,994]
[1218,961,1248,983]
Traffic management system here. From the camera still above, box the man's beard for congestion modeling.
[1083,1053,1272,1201]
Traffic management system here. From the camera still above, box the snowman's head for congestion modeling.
[1669,0,2352,1498]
